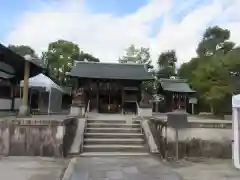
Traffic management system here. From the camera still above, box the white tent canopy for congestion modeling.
[20,73,62,92]
[20,73,63,114]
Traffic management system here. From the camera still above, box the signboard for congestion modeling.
[167,111,189,129]
[189,97,197,104]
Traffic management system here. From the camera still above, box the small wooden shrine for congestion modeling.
[156,78,195,112]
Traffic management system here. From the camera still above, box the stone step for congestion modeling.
[87,119,141,124]
[84,132,144,139]
[80,152,149,156]
[87,123,141,128]
[86,127,141,133]
[84,138,144,145]
[83,144,146,152]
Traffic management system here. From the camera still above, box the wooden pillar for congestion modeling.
[19,61,30,116]
[22,61,30,106]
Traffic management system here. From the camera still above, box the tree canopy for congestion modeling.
[197,26,235,56]
[119,44,154,93]
[157,50,177,78]
[8,45,38,58]
[119,44,154,72]
[178,26,239,115]
[42,40,100,85]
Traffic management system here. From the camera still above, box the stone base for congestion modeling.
[69,105,85,117]
[18,105,30,117]
[137,107,152,117]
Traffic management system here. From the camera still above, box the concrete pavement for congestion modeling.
[72,156,182,180]
[0,156,68,180]
[167,158,240,180]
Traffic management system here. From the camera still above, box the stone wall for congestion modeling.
[8,125,64,156]
[0,118,77,157]
[166,138,232,159]
[148,119,233,159]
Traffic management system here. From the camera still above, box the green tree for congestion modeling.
[8,45,37,58]
[197,26,235,57]
[8,44,45,67]
[157,50,177,78]
[79,52,100,62]
[119,44,154,72]
[119,44,154,93]
[119,45,138,64]
[43,40,80,85]
[178,26,237,115]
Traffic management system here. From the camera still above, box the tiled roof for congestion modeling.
[70,61,153,80]
[0,43,42,81]
[159,78,195,93]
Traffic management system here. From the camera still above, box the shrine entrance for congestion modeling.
[85,80,123,114]
[98,89,122,113]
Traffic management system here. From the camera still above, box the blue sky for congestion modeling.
[0,0,214,40]
[0,0,210,41]
[2,0,240,65]
[1,0,32,40]
[1,0,149,41]
[86,0,148,16]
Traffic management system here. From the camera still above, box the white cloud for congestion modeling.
[5,0,240,67]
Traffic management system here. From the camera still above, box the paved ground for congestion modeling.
[166,158,240,180]
[72,156,182,180]
[72,156,240,180]
[0,156,68,180]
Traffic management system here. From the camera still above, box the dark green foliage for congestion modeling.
[42,40,100,85]
[8,45,37,58]
[178,26,238,115]
[157,50,177,78]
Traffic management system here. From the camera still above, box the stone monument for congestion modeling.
[70,88,85,117]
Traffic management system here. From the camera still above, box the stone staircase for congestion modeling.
[80,118,149,156]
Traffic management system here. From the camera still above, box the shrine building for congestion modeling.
[156,78,196,113]
[69,61,153,114]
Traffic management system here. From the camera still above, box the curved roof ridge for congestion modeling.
[74,60,145,66]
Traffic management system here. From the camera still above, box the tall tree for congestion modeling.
[119,44,154,93]
[43,40,80,85]
[157,50,177,78]
[119,44,154,72]
[178,26,237,115]
[119,45,138,64]
[79,52,100,62]
[197,26,235,57]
